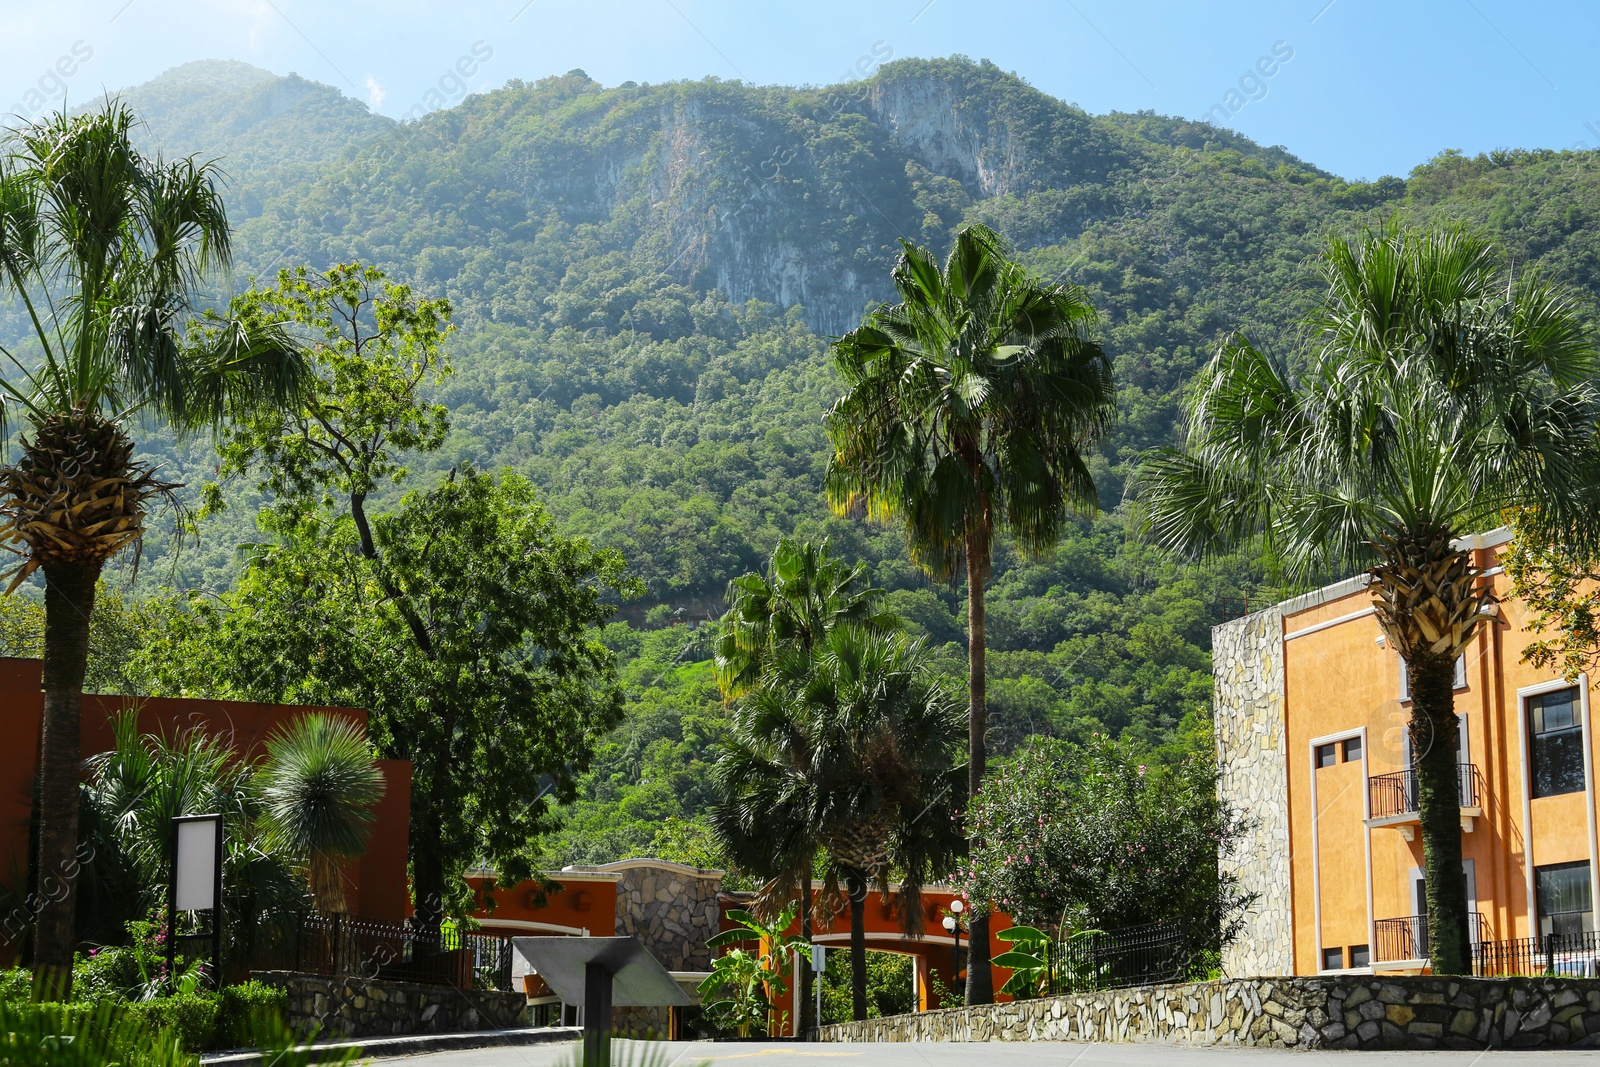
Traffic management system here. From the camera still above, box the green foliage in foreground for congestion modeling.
[0,998,193,1066]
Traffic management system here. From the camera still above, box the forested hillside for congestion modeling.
[11,55,1600,868]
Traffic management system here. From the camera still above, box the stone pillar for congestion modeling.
[1213,607,1293,976]
[610,862,723,971]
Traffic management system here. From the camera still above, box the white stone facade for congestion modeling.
[1213,607,1294,976]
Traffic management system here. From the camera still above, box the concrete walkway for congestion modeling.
[378,1037,1600,1065]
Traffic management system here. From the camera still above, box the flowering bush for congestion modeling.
[958,734,1254,943]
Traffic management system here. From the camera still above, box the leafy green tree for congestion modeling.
[960,735,1251,943]
[1505,517,1600,683]
[710,535,897,1033]
[713,628,963,1021]
[0,102,307,992]
[824,224,1116,1002]
[138,265,631,933]
[256,714,385,915]
[1137,223,1600,974]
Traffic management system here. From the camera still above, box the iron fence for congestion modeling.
[252,913,517,991]
[1373,912,1487,963]
[1367,764,1480,820]
[1475,930,1600,977]
[1046,920,1211,995]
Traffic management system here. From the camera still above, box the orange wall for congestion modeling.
[1281,539,1598,973]
[0,657,412,926]
[464,873,619,934]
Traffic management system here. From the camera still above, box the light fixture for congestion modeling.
[950,899,965,915]
[941,915,956,933]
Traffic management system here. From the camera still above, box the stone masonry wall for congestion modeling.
[814,976,1600,1049]
[252,970,526,1040]
[1212,607,1292,976]
[610,863,722,972]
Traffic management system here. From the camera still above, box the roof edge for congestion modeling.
[1275,526,1512,617]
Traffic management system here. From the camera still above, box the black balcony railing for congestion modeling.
[1475,930,1600,977]
[251,913,518,991]
[1372,912,1488,964]
[1367,763,1481,820]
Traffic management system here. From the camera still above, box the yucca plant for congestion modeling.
[255,714,384,916]
[0,101,307,994]
[1137,223,1600,974]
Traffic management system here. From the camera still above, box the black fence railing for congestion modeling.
[252,914,518,991]
[1475,930,1600,977]
[1045,920,1212,995]
[1367,764,1480,820]
[1373,912,1487,963]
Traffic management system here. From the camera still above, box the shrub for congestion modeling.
[0,966,31,1003]
[216,981,289,1049]
[127,992,220,1053]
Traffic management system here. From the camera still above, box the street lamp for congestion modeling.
[942,899,965,987]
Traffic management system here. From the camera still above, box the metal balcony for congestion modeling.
[1373,912,1488,967]
[1365,763,1483,835]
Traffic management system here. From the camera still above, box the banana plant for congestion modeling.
[699,902,812,1036]
[992,924,1104,998]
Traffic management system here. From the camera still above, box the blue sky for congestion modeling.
[4,0,1598,180]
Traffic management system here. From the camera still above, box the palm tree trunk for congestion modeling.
[33,561,98,1000]
[798,860,813,1038]
[411,829,445,941]
[963,531,994,1006]
[1408,653,1472,975]
[847,872,867,1022]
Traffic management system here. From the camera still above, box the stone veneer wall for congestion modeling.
[813,976,1600,1049]
[1212,607,1292,976]
[605,862,722,1037]
[252,970,526,1039]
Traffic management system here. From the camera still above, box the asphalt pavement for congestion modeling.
[375,1037,1600,1066]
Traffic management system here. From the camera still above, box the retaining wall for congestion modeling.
[252,970,527,1039]
[813,976,1600,1049]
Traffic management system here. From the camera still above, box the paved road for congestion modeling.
[380,1037,1600,1066]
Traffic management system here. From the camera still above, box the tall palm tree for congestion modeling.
[713,628,964,1022]
[0,102,307,993]
[712,536,898,1034]
[1137,223,1600,975]
[824,224,1116,1002]
[256,714,386,916]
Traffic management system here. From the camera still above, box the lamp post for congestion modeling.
[942,899,965,992]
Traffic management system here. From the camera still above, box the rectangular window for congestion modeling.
[1528,687,1586,798]
[1536,862,1594,937]
[1321,946,1344,971]
[1315,743,1337,769]
[1342,736,1362,762]
[1348,944,1370,968]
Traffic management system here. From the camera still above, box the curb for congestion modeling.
[201,1026,582,1065]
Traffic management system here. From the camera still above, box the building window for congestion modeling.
[1348,944,1370,968]
[1536,862,1594,937]
[1528,687,1586,798]
[1342,736,1362,762]
[1321,946,1344,971]
[1315,743,1337,769]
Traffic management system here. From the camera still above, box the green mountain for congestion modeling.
[17,56,1600,865]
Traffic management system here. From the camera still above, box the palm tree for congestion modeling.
[1137,223,1600,975]
[256,714,385,916]
[713,628,964,1021]
[824,224,1116,1002]
[0,102,306,992]
[712,536,898,1034]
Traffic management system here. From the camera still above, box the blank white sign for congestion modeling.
[174,818,219,911]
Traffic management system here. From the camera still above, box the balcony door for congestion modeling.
[1401,713,1469,771]
[1410,860,1479,955]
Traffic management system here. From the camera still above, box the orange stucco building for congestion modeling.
[1215,529,1599,977]
[0,656,413,942]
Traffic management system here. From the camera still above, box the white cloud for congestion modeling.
[364,74,386,110]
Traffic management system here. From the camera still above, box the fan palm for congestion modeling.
[1137,223,1600,975]
[256,714,385,915]
[712,536,899,1033]
[0,102,306,991]
[824,224,1115,1002]
[712,628,964,1021]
